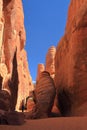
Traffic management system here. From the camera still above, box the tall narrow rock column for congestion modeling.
[3,0,26,74]
[45,46,56,79]
[36,64,45,83]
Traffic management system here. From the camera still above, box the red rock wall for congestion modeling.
[55,0,87,116]
[0,0,33,111]
[3,0,26,73]
[16,49,34,110]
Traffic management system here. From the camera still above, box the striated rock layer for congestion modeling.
[55,0,87,116]
[0,0,33,110]
[26,71,56,119]
[34,71,56,118]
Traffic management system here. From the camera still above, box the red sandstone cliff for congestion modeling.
[0,0,33,111]
[55,0,87,116]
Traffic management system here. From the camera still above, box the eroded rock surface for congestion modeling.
[0,90,11,111]
[0,0,33,111]
[26,71,56,119]
[36,63,45,83]
[45,46,56,79]
[55,0,87,116]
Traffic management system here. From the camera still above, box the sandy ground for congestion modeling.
[0,117,87,130]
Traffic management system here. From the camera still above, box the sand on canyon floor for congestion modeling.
[0,117,87,130]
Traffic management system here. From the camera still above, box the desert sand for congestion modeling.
[0,117,87,130]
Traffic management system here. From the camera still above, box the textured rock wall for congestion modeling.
[3,0,26,74]
[55,0,87,116]
[27,71,56,119]
[0,0,33,111]
[0,1,4,63]
[17,50,34,110]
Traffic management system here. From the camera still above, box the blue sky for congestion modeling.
[22,0,70,81]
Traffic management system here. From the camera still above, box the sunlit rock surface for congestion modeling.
[0,0,33,111]
[55,0,87,116]
[36,63,45,83]
[45,46,56,79]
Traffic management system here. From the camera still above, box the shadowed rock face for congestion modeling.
[55,0,87,116]
[57,87,74,116]
[0,0,33,110]
[0,110,25,125]
[0,75,3,90]
[26,98,35,112]
[8,50,18,111]
[0,90,11,111]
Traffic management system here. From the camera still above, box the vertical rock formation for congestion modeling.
[0,0,4,63]
[36,46,56,83]
[27,71,56,119]
[34,71,56,118]
[55,0,87,116]
[0,0,6,86]
[36,64,45,83]
[35,47,57,115]
[0,0,33,111]
[45,46,56,79]
[3,0,26,74]
[17,49,34,110]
